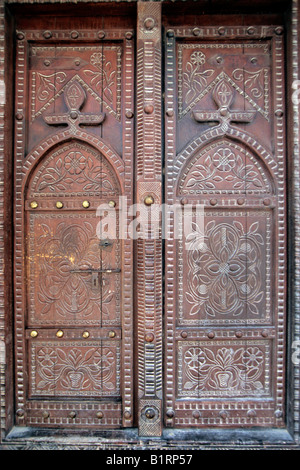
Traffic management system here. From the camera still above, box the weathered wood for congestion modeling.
[13,14,135,429]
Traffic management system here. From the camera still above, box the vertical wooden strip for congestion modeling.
[136,1,163,437]
[292,0,300,443]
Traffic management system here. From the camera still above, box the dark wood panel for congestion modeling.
[164,23,286,429]
[13,16,135,429]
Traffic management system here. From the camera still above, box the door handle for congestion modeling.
[69,268,121,274]
[69,267,121,289]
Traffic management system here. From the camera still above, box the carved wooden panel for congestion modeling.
[14,18,134,428]
[164,25,286,428]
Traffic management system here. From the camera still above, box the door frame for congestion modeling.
[1,0,300,449]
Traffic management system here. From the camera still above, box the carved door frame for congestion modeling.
[1,0,300,449]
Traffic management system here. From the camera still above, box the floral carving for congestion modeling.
[233,68,265,99]
[33,143,119,195]
[182,51,214,105]
[33,344,120,396]
[185,219,265,318]
[179,343,267,396]
[36,72,67,102]
[84,52,116,104]
[34,220,117,323]
[180,142,271,194]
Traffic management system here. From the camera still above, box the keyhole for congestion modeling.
[92,273,99,289]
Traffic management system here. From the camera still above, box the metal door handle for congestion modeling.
[69,268,121,273]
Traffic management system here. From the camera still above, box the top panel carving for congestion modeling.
[15,30,134,157]
[176,40,273,153]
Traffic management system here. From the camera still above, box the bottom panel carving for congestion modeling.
[177,340,272,399]
[29,340,121,398]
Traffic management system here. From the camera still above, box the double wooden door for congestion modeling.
[13,3,287,437]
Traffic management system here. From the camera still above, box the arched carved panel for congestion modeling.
[27,140,121,198]
[178,139,274,195]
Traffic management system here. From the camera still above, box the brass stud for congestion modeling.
[56,201,64,209]
[30,201,38,209]
[16,31,25,40]
[166,409,175,418]
[145,408,156,419]
[43,30,52,39]
[247,26,256,35]
[181,331,188,339]
[98,30,106,39]
[144,17,155,31]
[144,104,154,114]
[275,26,284,35]
[30,330,38,338]
[56,330,64,338]
[82,331,90,339]
[42,411,50,419]
[145,332,154,343]
[108,200,116,208]
[207,331,215,339]
[96,411,104,419]
[219,410,229,419]
[124,410,131,419]
[166,30,174,38]
[235,330,243,338]
[69,411,76,418]
[16,409,25,418]
[70,31,79,39]
[125,110,134,119]
[82,200,90,208]
[108,330,116,338]
[70,111,78,120]
[144,195,154,206]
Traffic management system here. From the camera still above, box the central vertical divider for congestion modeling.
[136,1,163,437]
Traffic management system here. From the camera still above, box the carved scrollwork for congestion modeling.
[178,341,270,397]
[31,342,120,397]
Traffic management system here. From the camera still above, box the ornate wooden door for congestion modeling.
[164,22,287,430]
[14,14,135,429]
[13,4,287,438]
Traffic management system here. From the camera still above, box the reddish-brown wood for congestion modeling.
[13,15,135,429]
[11,7,288,437]
[164,22,287,429]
